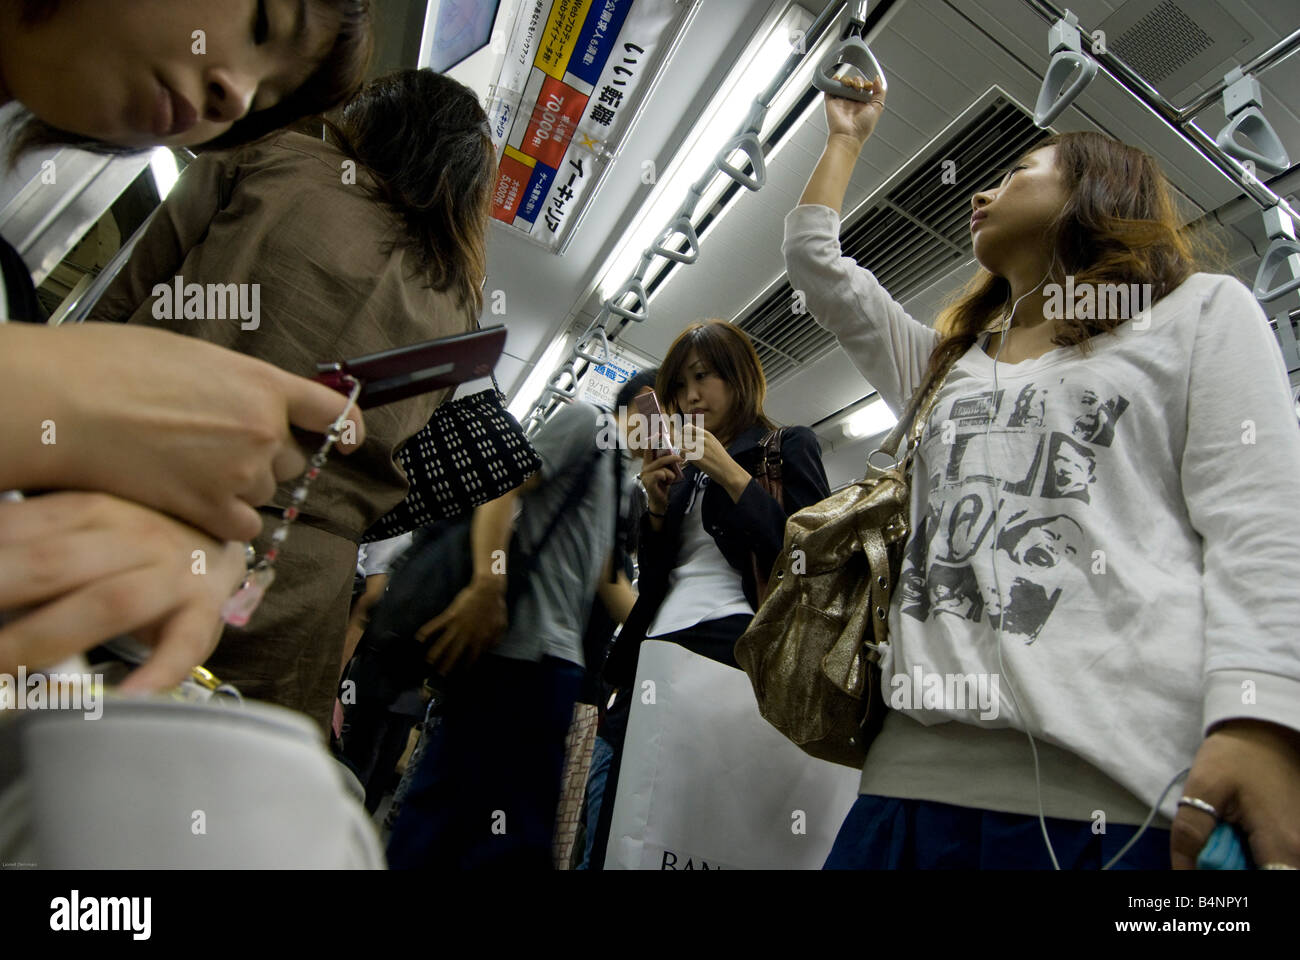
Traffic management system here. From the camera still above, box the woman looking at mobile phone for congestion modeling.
[0,0,374,690]
[785,76,1300,869]
[632,321,830,663]
[589,319,832,866]
[86,69,496,733]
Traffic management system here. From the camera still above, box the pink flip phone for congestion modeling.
[633,390,685,482]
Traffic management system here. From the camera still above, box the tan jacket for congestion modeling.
[90,132,475,731]
[91,131,474,539]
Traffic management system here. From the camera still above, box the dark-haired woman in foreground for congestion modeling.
[786,77,1300,869]
[89,69,495,733]
[0,0,375,689]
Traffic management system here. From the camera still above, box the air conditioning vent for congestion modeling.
[737,93,1045,386]
[1097,0,1252,95]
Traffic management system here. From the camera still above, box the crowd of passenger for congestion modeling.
[0,0,1296,871]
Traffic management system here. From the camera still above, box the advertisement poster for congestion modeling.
[577,344,654,409]
[488,0,690,251]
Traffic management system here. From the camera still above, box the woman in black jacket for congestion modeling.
[592,319,831,867]
[626,320,830,666]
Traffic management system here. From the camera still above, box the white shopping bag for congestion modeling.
[605,640,861,870]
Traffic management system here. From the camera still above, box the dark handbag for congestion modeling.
[349,444,604,709]
[362,376,542,544]
[749,428,785,605]
[734,351,959,768]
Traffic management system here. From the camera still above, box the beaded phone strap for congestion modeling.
[220,377,363,627]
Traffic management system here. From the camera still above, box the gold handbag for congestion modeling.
[735,350,959,768]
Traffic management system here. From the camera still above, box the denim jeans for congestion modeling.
[825,794,1173,869]
[577,734,616,870]
[385,653,583,870]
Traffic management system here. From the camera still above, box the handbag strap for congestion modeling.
[749,428,786,605]
[874,346,960,475]
[861,525,893,651]
[513,442,603,574]
[753,428,786,510]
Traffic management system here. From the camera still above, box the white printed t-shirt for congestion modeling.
[784,203,1300,824]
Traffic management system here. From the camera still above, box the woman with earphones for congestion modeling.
[784,75,1300,869]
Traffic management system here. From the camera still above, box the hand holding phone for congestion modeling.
[634,390,684,483]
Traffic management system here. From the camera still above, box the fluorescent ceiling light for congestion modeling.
[508,333,572,420]
[150,148,179,200]
[596,2,815,303]
[842,397,897,439]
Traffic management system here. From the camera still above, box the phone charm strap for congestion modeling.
[221,377,363,627]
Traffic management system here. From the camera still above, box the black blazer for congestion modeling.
[607,424,830,683]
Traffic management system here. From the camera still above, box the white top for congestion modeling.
[784,203,1300,823]
[357,532,413,578]
[645,473,754,638]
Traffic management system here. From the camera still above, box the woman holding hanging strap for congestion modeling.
[0,0,374,689]
[592,319,831,867]
[786,75,1300,869]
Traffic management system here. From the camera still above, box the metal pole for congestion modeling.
[58,149,194,324]
[58,207,160,325]
[1176,29,1300,122]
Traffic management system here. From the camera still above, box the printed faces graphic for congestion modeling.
[901,374,1130,645]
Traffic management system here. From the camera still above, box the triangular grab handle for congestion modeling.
[1217,107,1291,177]
[574,325,611,365]
[543,363,579,401]
[604,279,649,323]
[811,37,885,103]
[1253,237,1300,303]
[1034,50,1097,127]
[715,131,766,191]
[651,215,700,265]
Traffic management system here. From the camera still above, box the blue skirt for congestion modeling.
[825,794,1171,869]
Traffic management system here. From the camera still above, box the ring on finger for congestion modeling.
[1178,796,1220,819]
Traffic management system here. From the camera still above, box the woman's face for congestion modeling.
[969,145,1069,279]
[1,0,342,148]
[673,348,735,439]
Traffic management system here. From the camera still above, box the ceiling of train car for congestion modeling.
[428,0,1298,489]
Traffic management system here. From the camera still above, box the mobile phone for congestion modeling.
[633,389,685,482]
[315,325,506,407]
[1196,822,1253,870]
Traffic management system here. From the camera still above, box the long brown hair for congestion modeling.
[658,320,777,445]
[328,69,495,314]
[926,131,1225,374]
[7,0,373,162]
